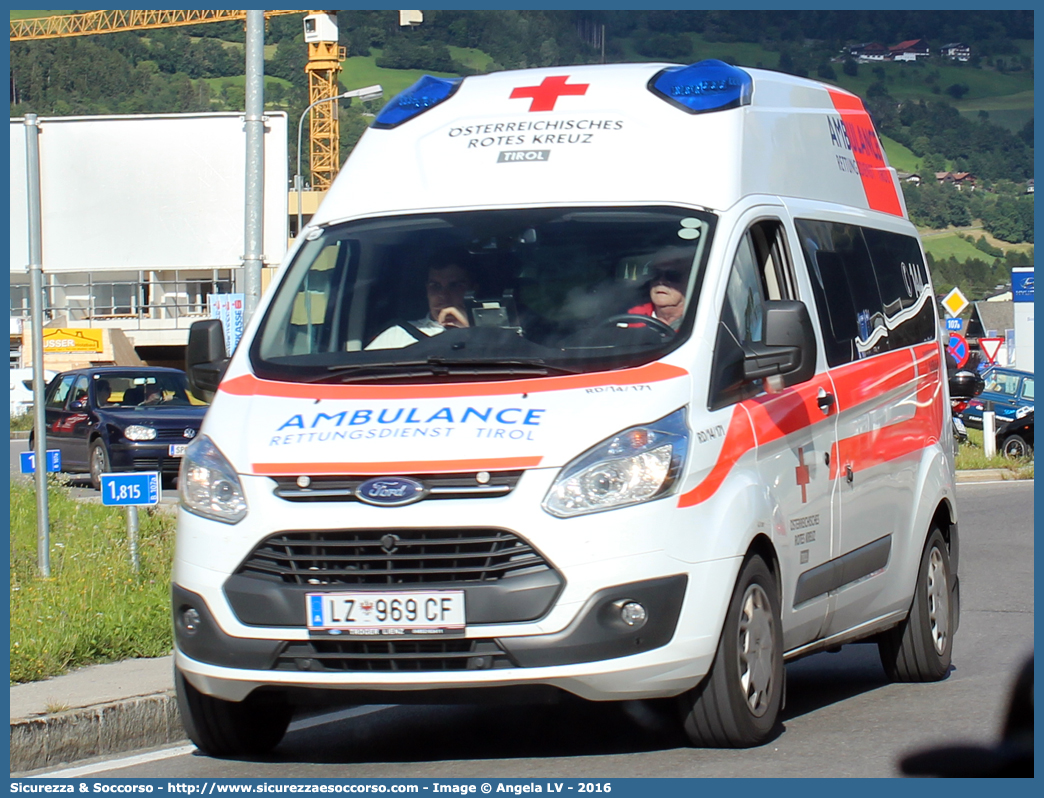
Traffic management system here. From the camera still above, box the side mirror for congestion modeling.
[743,300,817,386]
[186,319,229,402]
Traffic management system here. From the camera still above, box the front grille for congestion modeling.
[271,471,522,503]
[236,528,550,585]
[155,428,195,440]
[274,638,514,672]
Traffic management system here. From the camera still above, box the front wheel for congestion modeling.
[89,440,110,491]
[678,554,783,748]
[175,667,293,758]
[878,528,953,682]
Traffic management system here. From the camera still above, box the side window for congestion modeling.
[797,220,933,366]
[710,220,796,409]
[1021,377,1034,402]
[862,228,935,351]
[70,375,89,407]
[47,375,76,409]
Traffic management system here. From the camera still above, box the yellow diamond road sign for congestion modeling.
[942,287,969,319]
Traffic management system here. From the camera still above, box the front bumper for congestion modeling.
[109,440,187,476]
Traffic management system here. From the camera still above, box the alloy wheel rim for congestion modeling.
[91,447,104,482]
[737,583,775,717]
[926,547,949,655]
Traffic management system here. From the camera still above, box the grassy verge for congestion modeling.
[10,480,176,684]
[11,412,34,433]
[956,427,1034,477]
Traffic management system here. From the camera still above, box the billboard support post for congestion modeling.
[242,9,265,325]
[24,113,51,578]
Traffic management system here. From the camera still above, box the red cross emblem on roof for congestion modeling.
[509,75,589,112]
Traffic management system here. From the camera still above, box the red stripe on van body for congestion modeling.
[827,89,904,218]
[252,457,543,476]
[220,362,688,400]
[676,346,944,507]
[676,405,754,508]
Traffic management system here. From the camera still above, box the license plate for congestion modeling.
[168,444,188,457]
[306,590,465,635]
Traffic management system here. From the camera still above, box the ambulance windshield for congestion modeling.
[252,207,714,382]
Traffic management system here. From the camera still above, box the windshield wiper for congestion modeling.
[307,358,579,384]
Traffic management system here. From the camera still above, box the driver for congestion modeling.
[628,247,693,331]
[367,251,478,350]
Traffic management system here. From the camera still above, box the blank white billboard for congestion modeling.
[10,112,288,274]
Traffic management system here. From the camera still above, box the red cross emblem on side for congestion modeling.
[795,447,811,504]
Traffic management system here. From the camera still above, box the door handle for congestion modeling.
[845,464,854,484]
[817,390,835,415]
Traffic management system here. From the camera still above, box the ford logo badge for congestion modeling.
[356,477,427,507]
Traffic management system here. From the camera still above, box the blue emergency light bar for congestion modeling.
[373,75,463,129]
[648,59,753,114]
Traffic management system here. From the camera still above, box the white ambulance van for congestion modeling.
[176,60,959,755]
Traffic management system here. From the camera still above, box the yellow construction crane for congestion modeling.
[10,9,351,191]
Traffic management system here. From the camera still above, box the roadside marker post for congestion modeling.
[20,450,61,474]
[100,472,160,573]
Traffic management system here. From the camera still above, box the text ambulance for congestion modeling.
[175,60,958,756]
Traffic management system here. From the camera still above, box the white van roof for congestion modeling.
[315,60,906,225]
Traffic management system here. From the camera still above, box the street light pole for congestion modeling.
[296,84,382,235]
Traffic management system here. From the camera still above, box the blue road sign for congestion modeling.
[100,472,160,506]
[947,332,969,369]
[20,450,61,474]
[945,318,962,332]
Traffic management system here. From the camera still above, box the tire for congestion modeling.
[1001,434,1031,459]
[89,440,110,491]
[678,554,783,748]
[878,528,953,682]
[175,667,292,758]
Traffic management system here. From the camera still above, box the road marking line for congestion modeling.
[289,704,394,731]
[27,744,197,778]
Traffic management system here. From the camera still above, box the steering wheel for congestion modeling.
[600,313,675,337]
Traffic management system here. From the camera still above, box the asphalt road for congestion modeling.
[40,479,1034,779]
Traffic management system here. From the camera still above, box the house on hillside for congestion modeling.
[939,42,971,61]
[896,171,922,185]
[891,39,930,61]
[849,42,891,62]
[1026,179,1034,194]
[935,171,976,191]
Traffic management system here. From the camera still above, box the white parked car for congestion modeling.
[9,367,57,418]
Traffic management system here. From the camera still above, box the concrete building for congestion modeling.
[10,112,289,369]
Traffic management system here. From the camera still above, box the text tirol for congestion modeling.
[277,406,546,431]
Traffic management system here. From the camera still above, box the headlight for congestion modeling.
[179,435,248,524]
[543,408,689,518]
[123,425,157,441]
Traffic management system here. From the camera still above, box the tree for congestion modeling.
[842,57,858,76]
[945,83,969,99]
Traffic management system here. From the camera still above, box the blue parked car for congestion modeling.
[29,366,208,489]
[961,367,1034,429]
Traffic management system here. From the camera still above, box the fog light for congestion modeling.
[182,607,202,636]
[618,600,648,628]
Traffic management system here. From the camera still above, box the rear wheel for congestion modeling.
[89,440,110,490]
[175,667,292,758]
[678,554,783,747]
[878,528,953,682]
[1001,434,1031,459]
